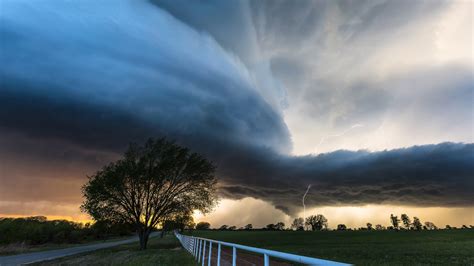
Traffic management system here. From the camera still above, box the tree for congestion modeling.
[196,222,211,230]
[401,214,411,230]
[266,224,276,230]
[412,217,422,231]
[366,223,373,230]
[244,224,253,230]
[228,226,237,230]
[81,138,217,250]
[160,211,195,237]
[390,214,400,229]
[275,222,285,230]
[337,224,347,230]
[291,218,304,231]
[424,221,437,230]
[305,214,328,231]
[375,224,385,230]
[219,225,228,230]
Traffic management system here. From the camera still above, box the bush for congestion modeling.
[0,217,134,246]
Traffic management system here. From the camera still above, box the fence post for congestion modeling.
[195,238,198,258]
[232,246,237,266]
[264,254,270,266]
[208,241,212,266]
[198,239,202,262]
[202,240,206,266]
[217,243,221,266]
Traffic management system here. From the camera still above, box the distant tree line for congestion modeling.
[0,216,134,246]
[195,213,473,232]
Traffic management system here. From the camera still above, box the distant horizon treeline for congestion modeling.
[195,213,474,231]
[0,216,134,246]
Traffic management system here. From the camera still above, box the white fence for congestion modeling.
[175,231,351,266]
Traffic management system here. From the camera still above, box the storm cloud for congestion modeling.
[0,0,472,215]
[216,142,474,214]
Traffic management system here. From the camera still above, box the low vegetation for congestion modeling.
[0,216,134,255]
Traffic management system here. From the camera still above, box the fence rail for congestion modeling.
[175,231,351,266]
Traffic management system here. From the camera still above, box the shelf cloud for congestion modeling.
[0,0,472,216]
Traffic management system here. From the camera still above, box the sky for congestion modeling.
[0,0,473,228]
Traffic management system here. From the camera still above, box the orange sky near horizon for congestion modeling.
[2,197,473,229]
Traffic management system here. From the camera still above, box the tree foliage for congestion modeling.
[366,223,373,230]
[81,138,217,249]
[424,221,437,230]
[337,224,347,230]
[390,214,400,229]
[219,225,229,230]
[291,218,304,231]
[196,222,211,230]
[160,211,195,237]
[305,214,328,231]
[375,224,385,230]
[412,217,422,231]
[265,223,276,230]
[401,214,411,229]
[0,217,133,245]
[275,222,285,230]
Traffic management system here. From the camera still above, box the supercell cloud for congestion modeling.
[0,0,472,215]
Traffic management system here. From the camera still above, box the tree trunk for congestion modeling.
[144,231,150,248]
[138,228,150,250]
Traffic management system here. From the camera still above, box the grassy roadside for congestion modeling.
[0,235,134,256]
[32,234,196,266]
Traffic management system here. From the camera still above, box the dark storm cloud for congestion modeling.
[217,142,474,214]
[0,0,290,204]
[0,0,472,214]
[0,0,290,153]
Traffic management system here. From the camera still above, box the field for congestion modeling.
[25,229,474,265]
[191,229,474,265]
[32,234,195,266]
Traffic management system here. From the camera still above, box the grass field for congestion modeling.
[32,234,195,266]
[191,229,474,265]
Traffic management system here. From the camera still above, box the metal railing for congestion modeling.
[175,231,351,266]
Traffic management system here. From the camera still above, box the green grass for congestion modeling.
[32,234,196,266]
[190,229,474,265]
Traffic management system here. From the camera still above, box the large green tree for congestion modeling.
[305,214,328,231]
[81,138,217,249]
